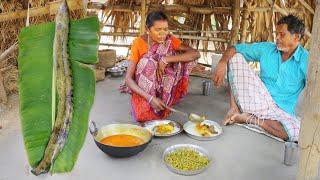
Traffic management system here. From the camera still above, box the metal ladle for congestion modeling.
[166,106,205,123]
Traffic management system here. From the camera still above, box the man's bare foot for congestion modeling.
[230,113,252,124]
[222,108,240,125]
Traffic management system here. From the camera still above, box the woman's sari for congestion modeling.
[126,35,196,122]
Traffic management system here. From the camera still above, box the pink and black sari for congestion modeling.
[127,35,196,122]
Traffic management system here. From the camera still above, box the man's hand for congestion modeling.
[156,57,167,81]
[150,97,166,111]
[212,61,227,87]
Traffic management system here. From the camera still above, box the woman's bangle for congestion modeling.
[148,96,154,104]
[160,57,168,65]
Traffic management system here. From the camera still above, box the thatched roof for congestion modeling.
[0,0,316,100]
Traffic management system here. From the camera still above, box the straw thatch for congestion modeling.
[0,0,85,101]
[93,0,315,54]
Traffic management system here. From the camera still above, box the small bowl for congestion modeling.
[163,144,212,176]
[106,67,125,77]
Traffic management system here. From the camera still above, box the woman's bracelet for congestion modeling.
[148,96,154,104]
[160,57,168,65]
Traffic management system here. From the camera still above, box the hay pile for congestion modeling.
[0,0,85,103]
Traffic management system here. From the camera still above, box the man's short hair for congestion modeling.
[277,15,305,39]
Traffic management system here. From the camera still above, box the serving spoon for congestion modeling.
[166,106,205,123]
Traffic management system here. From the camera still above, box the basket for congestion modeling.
[97,49,116,69]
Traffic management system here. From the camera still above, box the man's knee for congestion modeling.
[229,53,246,65]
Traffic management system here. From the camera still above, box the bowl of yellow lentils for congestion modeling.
[163,144,212,175]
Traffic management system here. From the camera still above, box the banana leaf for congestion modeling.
[18,16,99,173]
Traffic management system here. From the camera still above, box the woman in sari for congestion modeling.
[124,11,200,122]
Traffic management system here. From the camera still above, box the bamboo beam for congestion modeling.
[140,0,147,36]
[88,3,232,15]
[297,1,320,179]
[0,0,85,22]
[100,43,131,48]
[247,7,299,13]
[230,0,241,45]
[99,43,220,53]
[100,32,228,42]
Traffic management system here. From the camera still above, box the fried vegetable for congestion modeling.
[153,122,175,134]
[195,123,218,137]
[165,149,209,171]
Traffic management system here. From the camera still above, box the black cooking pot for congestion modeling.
[89,121,152,158]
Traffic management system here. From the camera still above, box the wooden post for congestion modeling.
[297,1,320,179]
[240,5,250,43]
[230,0,241,46]
[140,0,147,36]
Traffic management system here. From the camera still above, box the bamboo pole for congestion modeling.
[240,6,250,43]
[140,0,147,36]
[230,0,241,45]
[88,3,232,15]
[0,42,18,63]
[0,0,85,22]
[297,1,320,179]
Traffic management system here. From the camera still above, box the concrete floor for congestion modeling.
[0,76,301,180]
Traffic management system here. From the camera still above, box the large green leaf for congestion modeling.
[18,16,99,173]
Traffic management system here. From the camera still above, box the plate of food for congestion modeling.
[163,144,212,175]
[142,120,183,137]
[183,120,222,141]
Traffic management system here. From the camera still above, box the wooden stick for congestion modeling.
[297,1,320,179]
[230,0,241,45]
[140,0,147,36]
[0,0,85,22]
[0,42,18,63]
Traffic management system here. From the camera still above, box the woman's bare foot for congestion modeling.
[222,108,240,125]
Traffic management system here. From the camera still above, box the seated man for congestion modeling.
[212,15,308,142]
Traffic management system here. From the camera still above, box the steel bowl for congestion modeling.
[89,122,152,158]
[106,67,125,77]
[163,144,212,176]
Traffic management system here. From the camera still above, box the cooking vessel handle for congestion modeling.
[89,120,98,136]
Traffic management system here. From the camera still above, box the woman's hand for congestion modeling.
[156,57,168,81]
[150,97,166,111]
[212,61,227,87]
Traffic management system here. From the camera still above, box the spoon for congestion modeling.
[166,106,205,123]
